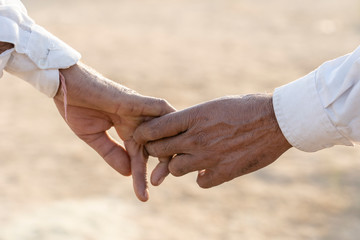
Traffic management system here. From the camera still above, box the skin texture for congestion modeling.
[53,63,175,201]
[0,39,175,201]
[0,41,175,201]
[134,94,292,188]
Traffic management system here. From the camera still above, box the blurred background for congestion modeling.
[1,0,360,239]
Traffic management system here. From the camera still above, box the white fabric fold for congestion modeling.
[0,0,80,97]
[273,46,360,152]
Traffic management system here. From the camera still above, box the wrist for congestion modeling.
[55,62,125,113]
[268,94,292,150]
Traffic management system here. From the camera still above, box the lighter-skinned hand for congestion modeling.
[134,94,291,188]
[54,63,175,201]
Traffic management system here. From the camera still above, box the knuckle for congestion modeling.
[158,98,168,107]
[150,98,173,115]
[138,122,160,143]
[160,141,171,154]
[145,142,159,157]
[146,141,172,158]
[158,98,174,112]
[169,161,186,177]
[152,120,166,136]
[140,119,165,142]
[144,127,158,142]
[133,127,147,144]
[192,132,208,147]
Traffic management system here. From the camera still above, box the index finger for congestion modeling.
[133,110,190,144]
[125,139,149,202]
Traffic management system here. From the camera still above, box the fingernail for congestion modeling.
[198,170,206,177]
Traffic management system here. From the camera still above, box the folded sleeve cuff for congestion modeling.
[4,51,62,97]
[0,48,14,78]
[273,71,352,152]
[0,2,80,97]
[6,65,60,98]
[26,24,81,70]
[0,13,81,70]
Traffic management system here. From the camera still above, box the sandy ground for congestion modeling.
[1,0,360,239]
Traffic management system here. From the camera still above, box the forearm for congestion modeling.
[55,63,130,114]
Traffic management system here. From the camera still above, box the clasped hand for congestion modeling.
[56,63,291,202]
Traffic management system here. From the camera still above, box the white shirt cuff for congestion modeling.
[5,53,60,98]
[0,48,14,78]
[273,71,352,152]
[0,1,81,97]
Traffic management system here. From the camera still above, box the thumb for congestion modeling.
[123,95,176,117]
[79,132,131,176]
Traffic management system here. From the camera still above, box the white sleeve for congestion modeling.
[0,48,13,78]
[0,0,81,97]
[273,46,360,152]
